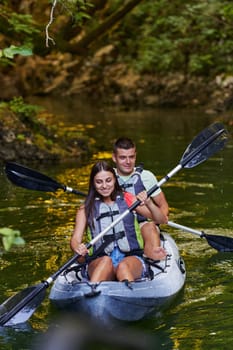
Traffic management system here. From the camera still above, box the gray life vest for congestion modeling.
[115,165,147,223]
[115,164,145,195]
[89,195,141,254]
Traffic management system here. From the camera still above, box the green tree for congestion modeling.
[113,0,233,77]
[2,1,233,88]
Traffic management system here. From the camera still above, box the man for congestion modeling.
[112,137,169,260]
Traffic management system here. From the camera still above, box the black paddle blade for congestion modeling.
[0,253,80,327]
[5,162,64,192]
[5,162,87,196]
[0,284,46,326]
[181,122,229,168]
[203,233,233,252]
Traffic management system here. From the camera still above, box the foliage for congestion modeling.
[6,98,55,143]
[8,97,42,119]
[1,0,233,80]
[111,0,233,77]
[0,228,25,251]
[7,12,40,37]
[57,0,94,23]
[0,3,39,64]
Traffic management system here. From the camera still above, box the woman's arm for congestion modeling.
[70,205,89,256]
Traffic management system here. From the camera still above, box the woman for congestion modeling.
[70,161,167,282]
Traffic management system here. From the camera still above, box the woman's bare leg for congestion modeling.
[116,256,143,282]
[88,256,115,282]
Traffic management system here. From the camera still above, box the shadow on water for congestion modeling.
[32,313,161,350]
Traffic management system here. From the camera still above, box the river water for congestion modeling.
[0,97,232,349]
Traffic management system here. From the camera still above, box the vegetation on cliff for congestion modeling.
[0,97,93,162]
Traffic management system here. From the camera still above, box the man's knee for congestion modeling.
[141,222,159,237]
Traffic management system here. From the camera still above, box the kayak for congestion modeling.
[49,233,186,323]
[49,233,185,323]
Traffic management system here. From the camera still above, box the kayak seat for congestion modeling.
[64,263,88,282]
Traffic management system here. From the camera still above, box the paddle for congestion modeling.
[167,221,233,252]
[5,162,86,196]
[0,122,229,326]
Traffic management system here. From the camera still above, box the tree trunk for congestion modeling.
[68,0,144,54]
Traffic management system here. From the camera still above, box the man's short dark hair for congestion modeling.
[113,137,136,153]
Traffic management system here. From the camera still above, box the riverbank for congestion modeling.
[0,100,93,163]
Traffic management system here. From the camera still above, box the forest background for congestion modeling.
[0,0,233,163]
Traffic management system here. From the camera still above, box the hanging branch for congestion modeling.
[45,0,57,47]
[45,0,143,50]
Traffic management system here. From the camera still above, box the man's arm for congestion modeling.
[152,191,169,217]
[141,169,169,217]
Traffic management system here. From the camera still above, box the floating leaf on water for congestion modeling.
[0,227,25,251]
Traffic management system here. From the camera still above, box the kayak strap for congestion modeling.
[84,283,101,298]
[121,279,133,289]
[143,256,166,272]
[142,232,167,278]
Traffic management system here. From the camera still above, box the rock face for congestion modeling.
[0,107,92,163]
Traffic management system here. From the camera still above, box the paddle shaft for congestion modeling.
[64,186,86,196]
[167,220,233,252]
[168,221,204,237]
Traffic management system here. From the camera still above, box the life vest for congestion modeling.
[88,195,141,254]
[115,165,147,223]
[115,164,145,195]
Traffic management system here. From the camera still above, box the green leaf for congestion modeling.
[2,45,33,59]
[2,236,14,251]
[0,227,25,251]
[0,228,14,236]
